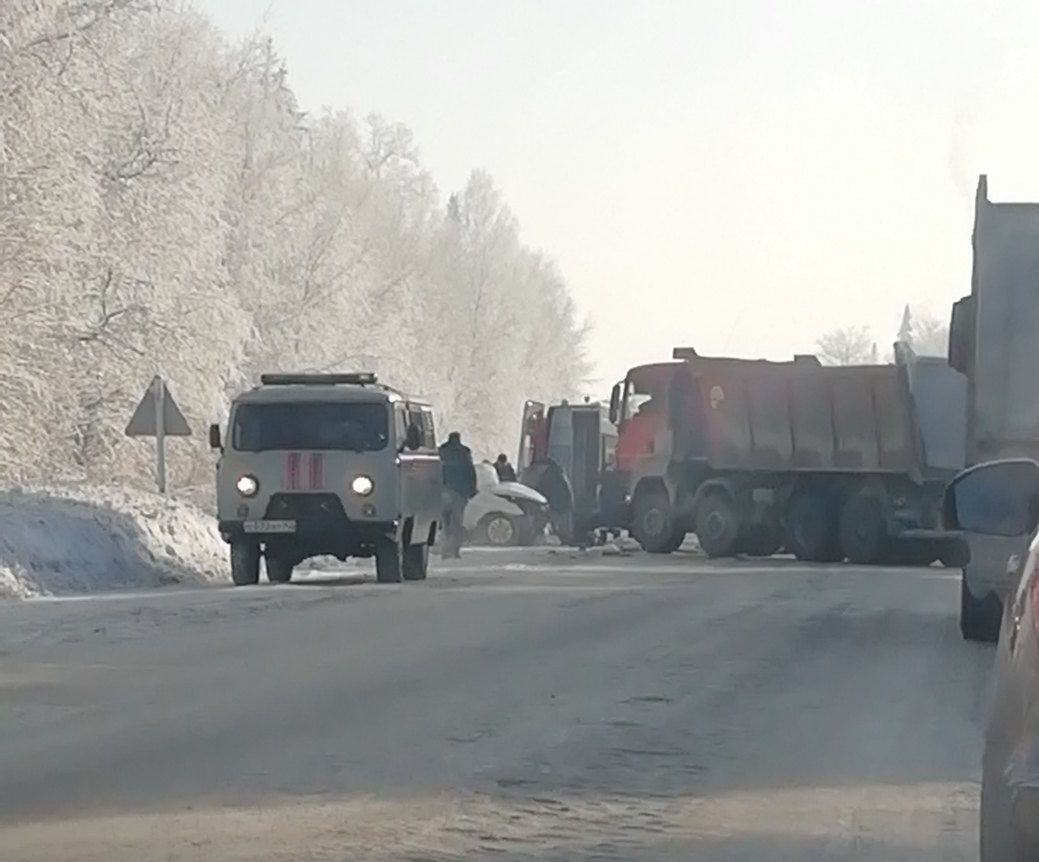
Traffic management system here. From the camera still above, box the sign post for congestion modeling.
[125,375,191,494]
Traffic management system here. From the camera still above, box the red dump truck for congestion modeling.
[608,345,966,564]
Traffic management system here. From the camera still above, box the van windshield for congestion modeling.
[232,402,389,452]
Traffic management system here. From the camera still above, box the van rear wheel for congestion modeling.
[375,540,403,584]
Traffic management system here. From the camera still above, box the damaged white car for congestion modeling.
[465,462,548,546]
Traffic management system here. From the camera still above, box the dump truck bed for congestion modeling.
[955,176,1039,463]
[668,354,964,477]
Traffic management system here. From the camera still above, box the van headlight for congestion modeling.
[236,474,259,497]
[351,475,374,496]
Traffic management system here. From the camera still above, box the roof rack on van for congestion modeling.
[260,372,378,386]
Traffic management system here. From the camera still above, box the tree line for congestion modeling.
[0,1,588,489]
[815,306,950,366]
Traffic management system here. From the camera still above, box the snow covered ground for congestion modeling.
[0,484,670,600]
[0,485,226,599]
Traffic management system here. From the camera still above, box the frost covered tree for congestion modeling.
[894,305,949,358]
[896,305,913,347]
[0,1,587,488]
[815,326,874,366]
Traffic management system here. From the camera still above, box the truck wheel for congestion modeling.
[838,494,888,564]
[960,576,1001,643]
[230,541,260,586]
[632,486,683,554]
[696,493,740,557]
[375,540,403,584]
[662,527,686,553]
[403,542,429,581]
[739,524,783,557]
[265,554,293,584]
[784,491,841,563]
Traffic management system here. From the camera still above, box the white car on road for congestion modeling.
[464,462,548,546]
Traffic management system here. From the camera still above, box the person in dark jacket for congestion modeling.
[438,431,477,558]
[534,457,574,543]
[494,453,517,483]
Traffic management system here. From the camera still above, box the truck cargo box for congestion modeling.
[950,175,1039,463]
[668,351,965,477]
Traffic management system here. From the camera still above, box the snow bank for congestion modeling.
[0,485,226,599]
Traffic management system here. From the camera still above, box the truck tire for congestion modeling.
[738,524,783,557]
[632,486,684,554]
[960,576,1001,643]
[838,494,888,564]
[695,493,740,557]
[375,540,404,584]
[784,491,841,563]
[265,554,294,584]
[230,541,260,586]
[662,528,686,553]
[403,542,429,581]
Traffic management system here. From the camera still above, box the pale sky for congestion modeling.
[192,0,1039,388]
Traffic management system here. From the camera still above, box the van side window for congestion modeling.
[395,405,408,446]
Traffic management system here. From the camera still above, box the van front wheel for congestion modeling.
[375,540,403,584]
[266,554,294,584]
[230,541,260,586]
[403,542,429,581]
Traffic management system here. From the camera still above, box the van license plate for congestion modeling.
[244,520,296,533]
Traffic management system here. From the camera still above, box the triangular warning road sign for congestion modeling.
[125,376,192,437]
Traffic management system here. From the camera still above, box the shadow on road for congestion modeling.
[289,575,371,588]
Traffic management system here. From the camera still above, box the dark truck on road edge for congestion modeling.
[948,175,1039,640]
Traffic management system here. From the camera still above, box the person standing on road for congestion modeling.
[438,431,477,558]
[494,453,517,482]
[535,456,574,543]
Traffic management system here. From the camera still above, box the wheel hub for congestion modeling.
[487,517,515,545]
[642,508,666,537]
[703,511,726,540]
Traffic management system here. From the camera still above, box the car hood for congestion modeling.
[491,481,547,506]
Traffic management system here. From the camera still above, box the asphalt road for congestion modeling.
[0,548,994,861]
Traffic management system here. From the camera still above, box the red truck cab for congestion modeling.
[610,362,678,474]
